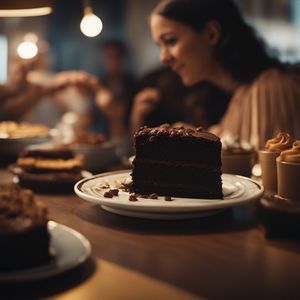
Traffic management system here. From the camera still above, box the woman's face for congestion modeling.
[150,14,217,86]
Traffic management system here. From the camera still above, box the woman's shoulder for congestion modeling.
[253,67,300,87]
[232,67,300,105]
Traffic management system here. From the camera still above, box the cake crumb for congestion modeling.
[129,193,138,201]
[164,196,173,201]
[103,191,114,198]
[110,189,119,196]
[100,182,110,189]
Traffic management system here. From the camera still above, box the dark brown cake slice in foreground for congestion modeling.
[0,185,51,270]
[131,125,223,199]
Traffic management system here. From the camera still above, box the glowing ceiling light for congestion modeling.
[17,42,38,59]
[0,7,52,17]
[0,1,52,17]
[17,33,39,60]
[80,3,103,38]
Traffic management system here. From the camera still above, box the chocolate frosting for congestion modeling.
[0,185,48,235]
[135,125,220,142]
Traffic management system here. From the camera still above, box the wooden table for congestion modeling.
[1,169,300,299]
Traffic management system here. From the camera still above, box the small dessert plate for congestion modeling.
[74,170,264,219]
[0,221,91,283]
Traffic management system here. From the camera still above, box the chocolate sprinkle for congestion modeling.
[103,191,114,198]
[164,196,173,201]
[129,194,138,201]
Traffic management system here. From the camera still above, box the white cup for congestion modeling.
[221,151,256,177]
[276,157,300,201]
[259,150,280,194]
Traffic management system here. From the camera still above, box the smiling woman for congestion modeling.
[151,15,220,87]
[149,0,300,149]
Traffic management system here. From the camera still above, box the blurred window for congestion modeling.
[236,0,300,62]
[0,35,8,83]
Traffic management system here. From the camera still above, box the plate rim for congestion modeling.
[0,221,91,283]
[74,170,264,213]
[0,135,50,141]
[101,205,224,220]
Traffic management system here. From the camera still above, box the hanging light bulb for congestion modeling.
[0,1,52,17]
[17,33,38,60]
[80,1,103,38]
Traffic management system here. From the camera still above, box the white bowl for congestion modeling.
[71,141,120,172]
[0,135,52,157]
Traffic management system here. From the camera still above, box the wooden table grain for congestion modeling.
[1,169,300,300]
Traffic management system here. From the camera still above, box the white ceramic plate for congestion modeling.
[101,205,223,220]
[75,170,264,216]
[0,221,91,283]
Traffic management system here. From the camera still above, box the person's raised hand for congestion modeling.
[95,87,125,121]
[132,88,160,120]
[130,87,161,135]
[51,71,101,94]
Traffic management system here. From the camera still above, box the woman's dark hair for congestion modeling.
[152,0,283,83]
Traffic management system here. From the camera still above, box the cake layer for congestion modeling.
[18,172,83,194]
[21,147,74,159]
[17,157,83,173]
[135,140,221,165]
[136,137,221,166]
[133,158,220,170]
[0,185,51,270]
[132,181,223,199]
[0,226,51,270]
[132,161,221,185]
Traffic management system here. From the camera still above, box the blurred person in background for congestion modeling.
[22,44,95,130]
[93,39,136,138]
[52,39,136,142]
[99,39,136,110]
[0,47,97,132]
[0,61,57,122]
[149,0,300,149]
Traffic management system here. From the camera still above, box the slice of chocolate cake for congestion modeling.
[0,185,51,270]
[15,146,84,193]
[131,125,223,199]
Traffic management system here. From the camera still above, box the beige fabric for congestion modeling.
[210,68,300,150]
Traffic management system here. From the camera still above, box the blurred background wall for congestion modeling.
[0,0,300,83]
